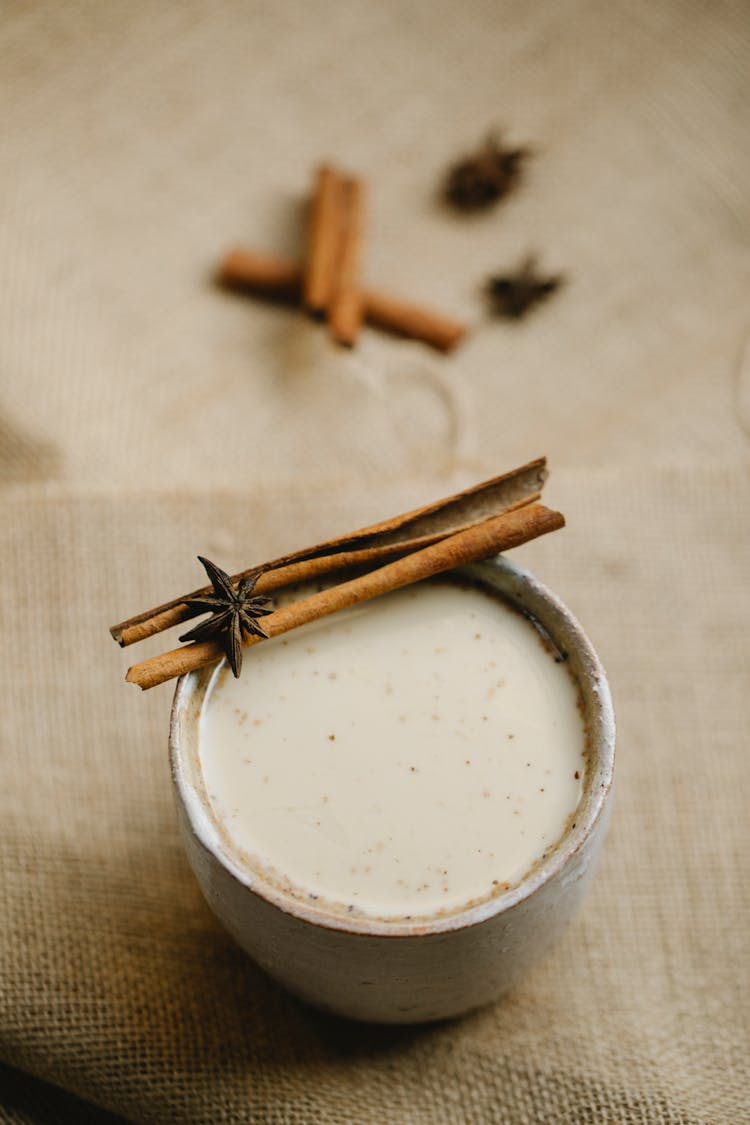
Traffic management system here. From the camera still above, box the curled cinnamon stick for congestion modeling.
[329,176,366,346]
[110,458,547,647]
[217,249,301,301]
[364,288,466,353]
[304,165,344,315]
[125,501,564,691]
[217,248,467,353]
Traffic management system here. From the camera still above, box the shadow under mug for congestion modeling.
[170,556,615,1024]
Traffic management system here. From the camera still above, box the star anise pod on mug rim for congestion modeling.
[179,556,273,678]
[444,130,530,211]
[486,255,564,319]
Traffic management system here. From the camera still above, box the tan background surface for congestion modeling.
[1,1,749,1122]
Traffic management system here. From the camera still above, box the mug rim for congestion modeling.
[170,557,615,939]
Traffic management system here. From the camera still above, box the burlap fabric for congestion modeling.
[1,468,748,1124]
[2,1,750,1120]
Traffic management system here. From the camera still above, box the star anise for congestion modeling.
[179,557,273,678]
[444,131,529,211]
[486,255,564,319]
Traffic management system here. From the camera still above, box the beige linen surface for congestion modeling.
[1,469,749,1124]
[1,0,749,491]
[2,0,750,1121]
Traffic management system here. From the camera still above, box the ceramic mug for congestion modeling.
[170,557,615,1024]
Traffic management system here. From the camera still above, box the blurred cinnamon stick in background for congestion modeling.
[217,161,467,352]
[329,175,366,346]
[304,164,344,316]
[218,247,466,352]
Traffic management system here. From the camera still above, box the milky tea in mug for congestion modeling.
[170,560,614,1022]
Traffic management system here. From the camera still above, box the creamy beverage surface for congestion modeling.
[198,580,586,921]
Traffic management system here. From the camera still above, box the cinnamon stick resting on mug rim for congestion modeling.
[124,501,564,691]
[111,457,548,647]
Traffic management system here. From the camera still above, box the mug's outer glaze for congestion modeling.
[170,558,615,1024]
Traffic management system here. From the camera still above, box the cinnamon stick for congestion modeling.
[110,458,547,647]
[329,176,366,346]
[217,249,301,301]
[125,501,564,691]
[304,164,344,315]
[364,288,466,353]
[217,248,467,353]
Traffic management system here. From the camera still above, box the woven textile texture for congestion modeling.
[0,469,748,1124]
[2,0,749,1120]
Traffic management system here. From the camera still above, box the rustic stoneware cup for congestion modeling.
[170,556,615,1024]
